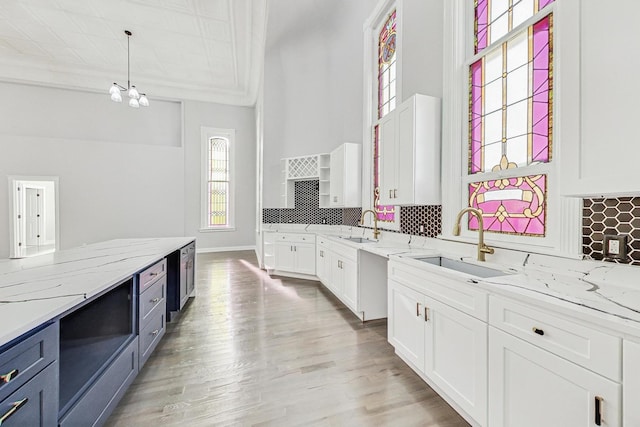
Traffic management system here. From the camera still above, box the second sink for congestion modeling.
[340,237,376,244]
[413,256,509,278]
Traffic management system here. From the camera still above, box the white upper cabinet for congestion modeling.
[379,94,441,206]
[329,143,362,208]
[560,0,640,196]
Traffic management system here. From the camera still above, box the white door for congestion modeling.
[489,327,621,427]
[624,340,640,427]
[274,242,295,272]
[316,245,328,283]
[329,145,344,207]
[341,257,358,312]
[378,112,396,205]
[294,243,316,275]
[25,187,43,247]
[396,100,415,205]
[329,252,344,297]
[388,280,425,370]
[425,298,487,426]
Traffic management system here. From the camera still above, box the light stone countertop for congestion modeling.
[0,237,195,347]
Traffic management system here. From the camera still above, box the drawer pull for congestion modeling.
[416,302,420,317]
[151,297,160,303]
[151,329,160,336]
[595,396,603,425]
[0,369,18,385]
[0,398,28,425]
[424,306,429,322]
[532,327,545,336]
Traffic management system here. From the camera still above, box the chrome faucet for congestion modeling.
[360,209,380,239]
[452,207,494,262]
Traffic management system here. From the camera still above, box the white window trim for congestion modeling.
[200,127,236,232]
[441,0,581,258]
[362,0,402,231]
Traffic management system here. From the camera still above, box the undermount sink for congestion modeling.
[340,237,376,244]
[413,256,510,278]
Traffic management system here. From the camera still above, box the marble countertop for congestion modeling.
[0,237,195,347]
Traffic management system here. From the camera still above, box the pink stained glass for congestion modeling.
[474,0,555,53]
[469,14,553,174]
[468,175,547,236]
[373,125,395,222]
[378,10,397,119]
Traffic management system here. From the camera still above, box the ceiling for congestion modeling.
[0,0,267,106]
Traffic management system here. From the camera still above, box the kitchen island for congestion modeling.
[0,237,195,427]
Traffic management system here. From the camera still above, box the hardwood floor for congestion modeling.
[106,251,470,427]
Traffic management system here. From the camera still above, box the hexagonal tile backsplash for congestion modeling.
[583,197,640,265]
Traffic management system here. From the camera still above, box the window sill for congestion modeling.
[199,227,236,233]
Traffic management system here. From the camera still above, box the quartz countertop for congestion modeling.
[0,237,195,347]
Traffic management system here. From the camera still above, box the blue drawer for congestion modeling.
[139,275,166,329]
[139,306,166,369]
[0,361,58,427]
[0,323,58,402]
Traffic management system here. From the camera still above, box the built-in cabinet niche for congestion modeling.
[378,94,441,206]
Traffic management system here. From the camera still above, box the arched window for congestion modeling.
[201,127,235,230]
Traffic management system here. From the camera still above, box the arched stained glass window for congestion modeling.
[374,9,397,224]
[208,137,229,226]
[467,0,554,237]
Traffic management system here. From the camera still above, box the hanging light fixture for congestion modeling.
[109,30,149,108]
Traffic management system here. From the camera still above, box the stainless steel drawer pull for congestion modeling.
[595,396,604,426]
[425,307,430,322]
[0,369,18,385]
[151,297,160,303]
[0,398,28,425]
[532,327,545,336]
[149,272,158,277]
[416,302,420,317]
[152,329,160,336]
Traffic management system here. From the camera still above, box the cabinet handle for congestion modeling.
[394,189,397,198]
[0,369,18,385]
[149,272,158,277]
[151,297,160,303]
[0,398,28,425]
[595,396,603,426]
[532,327,545,336]
[389,189,392,198]
[425,306,429,322]
[416,302,420,317]
[152,329,160,336]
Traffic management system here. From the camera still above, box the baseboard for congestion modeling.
[196,245,256,254]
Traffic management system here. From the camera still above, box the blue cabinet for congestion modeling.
[0,362,58,427]
[137,261,167,369]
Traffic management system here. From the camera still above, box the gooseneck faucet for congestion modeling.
[360,209,380,239]
[452,207,494,262]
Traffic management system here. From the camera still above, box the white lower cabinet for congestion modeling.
[316,241,331,284]
[426,297,487,426]
[388,279,426,369]
[388,278,486,425]
[329,246,358,311]
[623,340,640,427]
[488,327,621,427]
[272,233,316,276]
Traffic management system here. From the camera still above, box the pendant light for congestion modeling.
[109,30,149,108]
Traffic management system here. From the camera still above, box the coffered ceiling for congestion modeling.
[0,0,267,105]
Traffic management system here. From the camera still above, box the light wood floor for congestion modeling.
[106,251,470,427]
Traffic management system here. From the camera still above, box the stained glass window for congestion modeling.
[208,137,229,226]
[475,0,555,54]
[467,1,552,238]
[378,10,397,119]
[373,125,396,222]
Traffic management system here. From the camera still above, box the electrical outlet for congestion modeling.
[419,223,425,234]
[603,234,627,260]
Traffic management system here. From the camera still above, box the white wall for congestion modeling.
[183,100,256,251]
[0,82,184,259]
[262,0,378,207]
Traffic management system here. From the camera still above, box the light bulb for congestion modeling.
[109,83,120,95]
[111,91,122,103]
[139,94,149,107]
[129,98,140,108]
[128,85,140,99]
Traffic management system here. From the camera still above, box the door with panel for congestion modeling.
[424,297,487,426]
[378,111,397,205]
[340,257,358,312]
[488,327,621,427]
[387,280,425,370]
[293,242,316,276]
[274,242,296,272]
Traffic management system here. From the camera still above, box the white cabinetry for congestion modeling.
[624,340,640,427]
[488,327,621,427]
[280,154,329,208]
[387,263,487,426]
[273,233,316,276]
[316,237,331,284]
[378,94,441,205]
[329,143,361,208]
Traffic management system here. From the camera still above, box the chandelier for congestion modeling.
[109,30,149,108]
